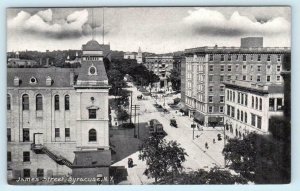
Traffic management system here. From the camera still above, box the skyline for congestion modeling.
[7,7,291,53]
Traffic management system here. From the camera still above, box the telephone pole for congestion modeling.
[132,104,140,138]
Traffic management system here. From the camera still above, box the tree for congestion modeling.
[139,136,187,183]
[162,168,248,184]
[169,69,181,91]
[117,108,129,124]
[223,132,291,184]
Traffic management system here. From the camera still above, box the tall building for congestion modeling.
[7,39,111,184]
[182,37,291,127]
[144,56,175,91]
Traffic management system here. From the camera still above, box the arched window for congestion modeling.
[89,129,97,142]
[22,94,29,110]
[36,94,43,110]
[54,95,59,110]
[7,94,11,110]
[65,95,70,110]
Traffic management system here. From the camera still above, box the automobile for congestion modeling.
[170,119,177,128]
[163,108,170,113]
[148,119,166,136]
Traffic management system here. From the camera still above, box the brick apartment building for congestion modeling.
[182,37,291,128]
[7,40,111,184]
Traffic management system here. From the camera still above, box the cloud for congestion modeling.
[8,9,91,39]
[183,8,290,37]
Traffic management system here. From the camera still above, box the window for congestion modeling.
[277,98,283,110]
[227,75,231,81]
[7,152,11,162]
[220,86,224,92]
[245,94,248,106]
[258,55,261,61]
[267,65,271,70]
[243,75,246,80]
[251,114,256,126]
[252,96,254,108]
[22,94,29,110]
[23,169,31,178]
[243,55,246,61]
[269,98,275,111]
[7,94,11,110]
[89,129,97,142]
[37,169,44,178]
[220,96,224,103]
[209,75,213,82]
[65,128,70,138]
[220,65,224,72]
[65,95,70,110]
[250,54,253,61]
[255,97,258,109]
[23,128,30,142]
[236,55,239,60]
[219,106,224,113]
[209,86,213,92]
[36,94,43,110]
[277,75,281,81]
[277,65,281,72]
[209,96,213,103]
[23,151,30,162]
[228,55,232,61]
[208,106,213,113]
[238,93,240,104]
[250,75,253,81]
[259,98,262,110]
[233,92,235,102]
[267,75,271,82]
[209,65,214,71]
[245,112,248,123]
[54,95,59,110]
[89,109,97,119]
[220,75,224,82]
[257,76,261,82]
[237,109,240,120]
[243,65,246,69]
[221,55,224,61]
[55,128,60,138]
[231,107,235,118]
[209,54,213,61]
[7,128,11,142]
[235,75,238,80]
[241,111,244,121]
[227,105,230,116]
[267,55,271,61]
[277,55,281,62]
[227,65,232,72]
[257,66,261,72]
[89,66,96,75]
[257,116,262,129]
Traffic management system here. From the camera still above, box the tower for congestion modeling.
[136,47,143,64]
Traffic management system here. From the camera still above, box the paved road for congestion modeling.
[113,83,226,184]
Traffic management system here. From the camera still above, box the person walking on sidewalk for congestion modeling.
[205,142,209,149]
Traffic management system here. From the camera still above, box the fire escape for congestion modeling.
[31,133,73,168]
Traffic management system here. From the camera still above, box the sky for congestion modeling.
[6,7,291,53]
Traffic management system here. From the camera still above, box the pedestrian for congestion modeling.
[205,142,208,149]
[213,139,216,144]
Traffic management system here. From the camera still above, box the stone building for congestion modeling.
[223,80,284,139]
[144,55,175,91]
[7,39,111,184]
[182,37,291,127]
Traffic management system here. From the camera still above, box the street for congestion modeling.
[111,82,226,184]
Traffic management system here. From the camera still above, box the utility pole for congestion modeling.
[132,104,140,138]
[130,91,132,123]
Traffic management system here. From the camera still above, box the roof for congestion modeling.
[73,150,111,167]
[185,46,291,55]
[82,40,102,51]
[76,60,108,83]
[7,68,74,88]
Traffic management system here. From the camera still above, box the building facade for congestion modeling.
[123,52,137,60]
[223,80,284,139]
[144,56,175,91]
[7,40,111,184]
[182,37,290,127]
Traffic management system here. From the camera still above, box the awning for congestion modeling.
[208,116,223,123]
[194,112,204,123]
